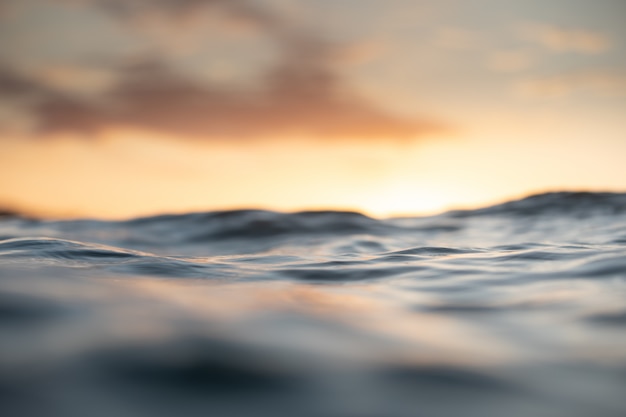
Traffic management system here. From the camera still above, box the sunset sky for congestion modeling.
[1,0,625,218]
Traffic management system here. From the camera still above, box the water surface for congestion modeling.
[1,192,625,417]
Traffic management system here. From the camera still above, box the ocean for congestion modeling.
[1,191,625,417]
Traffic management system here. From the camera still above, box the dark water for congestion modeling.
[1,192,625,417]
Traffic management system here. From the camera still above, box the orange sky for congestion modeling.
[1,0,625,219]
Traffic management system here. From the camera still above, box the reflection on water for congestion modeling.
[1,192,625,417]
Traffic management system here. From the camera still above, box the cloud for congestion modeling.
[35,57,440,139]
[514,69,626,99]
[0,66,37,96]
[91,0,293,45]
[432,27,481,50]
[0,0,442,141]
[27,65,116,96]
[519,24,611,54]
[486,50,534,73]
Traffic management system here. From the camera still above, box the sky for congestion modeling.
[1,0,625,218]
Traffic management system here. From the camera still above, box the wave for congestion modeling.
[448,191,626,217]
[1,192,624,249]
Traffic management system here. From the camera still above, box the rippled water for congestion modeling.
[1,192,625,417]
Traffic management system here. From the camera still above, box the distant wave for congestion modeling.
[449,191,626,217]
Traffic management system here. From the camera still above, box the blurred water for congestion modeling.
[1,192,625,417]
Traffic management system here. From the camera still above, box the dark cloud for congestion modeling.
[0,67,35,96]
[1,0,443,141]
[11,57,438,140]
